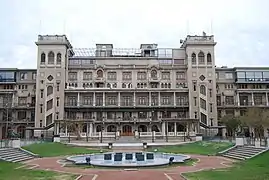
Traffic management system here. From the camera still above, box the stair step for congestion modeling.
[228,149,262,155]
[225,152,253,158]
[0,148,35,163]
[223,154,245,160]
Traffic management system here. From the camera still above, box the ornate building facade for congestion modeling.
[0,33,267,139]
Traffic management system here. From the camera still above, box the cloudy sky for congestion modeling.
[0,0,268,69]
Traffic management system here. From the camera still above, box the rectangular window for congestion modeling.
[46,99,53,111]
[107,72,117,80]
[122,72,132,81]
[137,72,147,80]
[32,72,36,80]
[20,72,28,80]
[68,72,77,80]
[200,98,207,110]
[225,72,233,79]
[210,103,213,112]
[83,96,93,105]
[108,96,117,105]
[176,72,185,80]
[56,97,59,106]
[193,81,197,91]
[194,97,197,106]
[161,72,170,80]
[56,83,60,91]
[83,72,92,80]
[138,96,147,105]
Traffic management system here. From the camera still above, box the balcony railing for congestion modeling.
[64,102,189,107]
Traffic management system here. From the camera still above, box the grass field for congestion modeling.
[184,151,269,180]
[149,141,234,155]
[0,161,75,180]
[23,142,103,157]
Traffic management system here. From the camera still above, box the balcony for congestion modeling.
[149,77,159,82]
[120,102,134,107]
[176,102,189,107]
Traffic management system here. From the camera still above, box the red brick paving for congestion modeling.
[24,155,235,180]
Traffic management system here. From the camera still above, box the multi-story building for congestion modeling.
[0,69,36,139]
[0,33,268,140]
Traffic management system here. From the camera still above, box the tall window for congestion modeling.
[191,53,196,64]
[207,53,212,64]
[198,51,205,64]
[56,53,61,64]
[41,53,46,64]
[47,86,53,96]
[48,51,55,64]
[200,85,206,96]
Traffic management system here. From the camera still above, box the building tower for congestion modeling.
[34,35,73,135]
[182,32,218,133]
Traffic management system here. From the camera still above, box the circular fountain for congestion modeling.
[66,152,190,168]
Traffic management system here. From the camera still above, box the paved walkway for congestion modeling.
[23,155,235,180]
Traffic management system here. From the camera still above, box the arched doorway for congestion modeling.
[151,125,160,132]
[122,125,133,136]
[82,124,87,133]
[177,124,186,132]
[138,125,147,132]
[107,125,116,132]
[96,125,102,132]
[17,126,26,138]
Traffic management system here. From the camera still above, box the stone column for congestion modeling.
[103,92,105,106]
[93,92,96,106]
[174,122,177,136]
[237,93,240,106]
[251,93,254,106]
[65,124,68,136]
[149,92,151,106]
[118,92,121,106]
[173,92,176,106]
[89,123,93,137]
[158,92,161,106]
[133,92,136,106]
[77,92,80,106]
[162,122,165,136]
[265,93,269,106]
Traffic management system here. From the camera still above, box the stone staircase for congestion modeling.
[222,146,267,160]
[116,136,141,143]
[0,148,36,163]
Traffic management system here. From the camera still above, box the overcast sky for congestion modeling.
[0,0,268,69]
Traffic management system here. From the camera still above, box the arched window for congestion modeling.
[207,53,212,64]
[41,53,46,64]
[48,51,55,64]
[151,70,157,79]
[200,85,206,96]
[97,70,103,78]
[47,86,53,96]
[122,83,126,88]
[107,83,111,88]
[198,51,205,64]
[137,83,140,88]
[56,53,61,64]
[191,53,196,64]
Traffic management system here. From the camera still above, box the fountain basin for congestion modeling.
[66,152,190,168]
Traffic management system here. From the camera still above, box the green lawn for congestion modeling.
[149,141,234,155]
[184,151,269,180]
[23,142,103,157]
[0,161,76,180]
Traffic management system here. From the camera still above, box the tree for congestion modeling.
[220,114,241,137]
[239,107,269,138]
[66,121,83,140]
